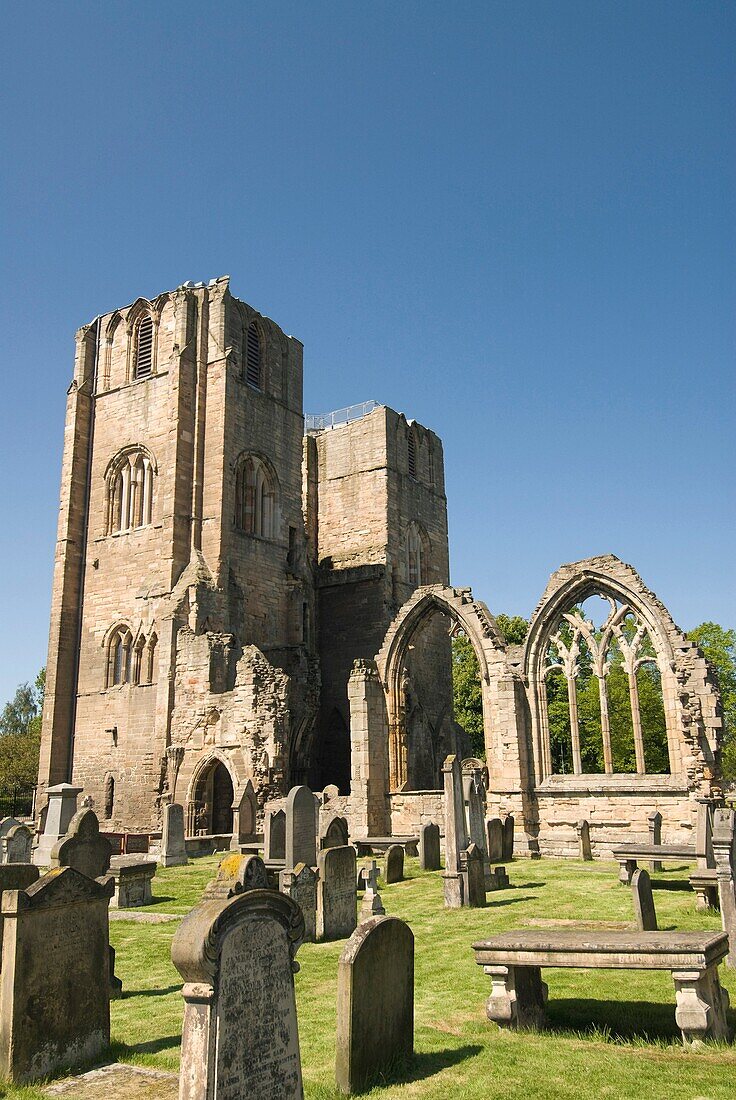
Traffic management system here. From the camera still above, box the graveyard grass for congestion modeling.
[3,857,736,1099]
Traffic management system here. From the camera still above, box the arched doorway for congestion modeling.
[314,708,351,794]
[190,758,234,836]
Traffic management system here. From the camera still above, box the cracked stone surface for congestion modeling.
[44,1063,178,1098]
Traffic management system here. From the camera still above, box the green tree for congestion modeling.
[687,623,736,780]
[451,633,484,758]
[0,669,44,788]
[495,614,529,645]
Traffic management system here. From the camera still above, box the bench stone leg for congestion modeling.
[649,859,662,873]
[672,966,732,1046]
[483,965,548,1030]
[618,859,638,885]
[693,885,719,912]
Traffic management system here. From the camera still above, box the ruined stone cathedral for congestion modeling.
[37,277,454,834]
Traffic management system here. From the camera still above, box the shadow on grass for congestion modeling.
[354,1044,483,1093]
[650,879,691,892]
[546,997,681,1041]
[488,895,536,908]
[121,1034,181,1056]
[123,983,181,999]
[149,895,176,904]
[510,882,545,890]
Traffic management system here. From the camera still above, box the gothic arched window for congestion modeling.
[405,522,429,587]
[107,626,133,687]
[235,454,278,539]
[244,321,263,389]
[106,447,156,534]
[133,314,154,379]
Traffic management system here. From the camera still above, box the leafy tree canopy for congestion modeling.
[0,669,44,788]
[687,623,736,780]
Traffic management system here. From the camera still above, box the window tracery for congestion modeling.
[235,454,278,538]
[405,522,429,588]
[106,448,155,534]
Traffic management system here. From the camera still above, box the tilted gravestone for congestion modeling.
[160,802,188,868]
[712,807,736,967]
[384,844,404,884]
[285,786,317,871]
[231,780,258,850]
[336,916,414,1094]
[321,815,349,850]
[172,889,305,1100]
[50,808,112,880]
[33,783,82,866]
[462,842,486,908]
[203,852,269,902]
[265,807,287,861]
[280,863,318,943]
[0,867,113,1083]
[1,824,32,864]
[418,822,441,871]
[317,845,357,942]
[442,754,467,908]
[631,868,658,931]
[502,814,515,861]
[486,818,504,864]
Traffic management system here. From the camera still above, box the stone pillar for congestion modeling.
[348,661,388,838]
[33,784,82,866]
[712,808,736,968]
[442,755,466,908]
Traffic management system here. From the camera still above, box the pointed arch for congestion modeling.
[234,452,279,539]
[104,444,158,534]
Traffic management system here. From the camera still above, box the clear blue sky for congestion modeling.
[1,2,733,704]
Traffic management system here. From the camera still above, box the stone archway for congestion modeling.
[186,752,236,836]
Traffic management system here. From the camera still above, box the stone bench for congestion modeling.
[471,929,731,1046]
[354,836,419,857]
[612,844,697,885]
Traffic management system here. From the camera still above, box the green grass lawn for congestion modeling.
[3,855,736,1099]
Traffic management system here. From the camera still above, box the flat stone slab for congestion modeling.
[44,1063,177,1098]
[354,836,419,856]
[472,929,729,970]
[109,910,180,923]
[613,844,697,859]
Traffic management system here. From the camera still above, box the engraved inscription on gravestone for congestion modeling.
[317,845,357,941]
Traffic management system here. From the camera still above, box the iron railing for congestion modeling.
[305,400,380,432]
[0,785,35,820]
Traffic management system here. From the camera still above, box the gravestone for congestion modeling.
[160,802,188,868]
[462,842,486,908]
[172,889,305,1100]
[384,844,404,884]
[418,822,441,871]
[323,783,340,803]
[0,867,113,1083]
[286,786,317,871]
[357,859,379,891]
[576,820,593,861]
[360,863,385,920]
[231,780,258,850]
[442,755,467,908]
[280,862,318,943]
[108,858,157,908]
[648,810,663,872]
[1,823,32,864]
[321,815,349,850]
[631,868,658,931]
[317,845,357,941]
[0,818,22,853]
[33,783,82,866]
[50,808,112,880]
[204,852,270,901]
[502,814,515,861]
[109,944,123,999]
[335,916,414,1095]
[265,808,287,861]
[486,817,504,864]
[712,808,736,967]
[0,863,40,956]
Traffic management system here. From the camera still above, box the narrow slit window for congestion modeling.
[134,315,154,378]
[245,323,262,389]
[408,432,417,479]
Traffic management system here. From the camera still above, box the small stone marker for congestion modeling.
[335,915,414,1095]
[280,862,318,942]
[204,852,270,901]
[321,815,349,850]
[418,822,441,870]
[360,863,385,919]
[648,810,663,872]
[172,888,305,1100]
[1,823,32,864]
[631,868,658,931]
[384,843,404,884]
[160,802,188,868]
[502,814,515,861]
[265,807,287,861]
[462,842,486,908]
[576,820,593,861]
[231,780,258,849]
[286,785,317,871]
[50,808,112,880]
[33,783,82,866]
[108,857,157,908]
[0,867,113,1083]
[357,858,379,891]
[317,844,357,941]
[486,817,504,864]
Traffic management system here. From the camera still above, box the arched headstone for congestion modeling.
[384,844,404,884]
[317,845,357,941]
[418,823,441,871]
[265,808,286,862]
[286,786,317,870]
[321,815,349,850]
[50,809,112,880]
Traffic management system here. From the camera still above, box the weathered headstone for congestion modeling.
[360,863,385,919]
[321,815,349,850]
[317,845,357,941]
[33,783,82,866]
[285,785,317,871]
[323,783,340,803]
[486,817,504,864]
[265,807,287,861]
[442,754,467,908]
[418,822,441,871]
[204,852,270,901]
[384,843,404,884]
[0,867,113,1083]
[160,802,188,868]
[231,780,258,850]
[712,807,736,967]
[631,868,658,931]
[50,808,112,880]
[576,819,593,861]
[109,944,123,999]
[357,858,379,891]
[648,810,663,872]
[0,863,40,956]
[108,857,157,908]
[280,862,318,943]
[502,814,515,861]
[462,842,486,908]
[0,823,32,864]
[172,889,305,1100]
[335,916,414,1095]
[0,818,21,847]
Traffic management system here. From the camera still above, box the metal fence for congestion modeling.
[305,400,379,432]
[0,785,35,820]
